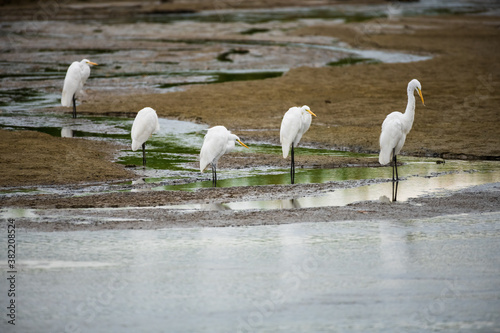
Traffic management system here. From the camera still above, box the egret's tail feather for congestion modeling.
[379,148,392,165]
[282,144,290,159]
[200,157,210,173]
[131,140,141,151]
[61,90,72,107]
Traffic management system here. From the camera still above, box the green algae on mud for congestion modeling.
[157,71,284,89]
[327,57,380,67]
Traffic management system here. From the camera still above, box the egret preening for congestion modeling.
[200,126,249,187]
[379,79,425,183]
[61,59,98,118]
[131,107,160,167]
[280,105,317,184]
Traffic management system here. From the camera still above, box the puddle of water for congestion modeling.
[224,171,500,211]
[159,158,497,190]
[0,113,131,138]
[295,42,432,64]
[117,117,208,172]
[3,213,499,332]
[148,165,500,212]
[0,89,61,112]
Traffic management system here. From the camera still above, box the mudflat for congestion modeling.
[1,1,499,229]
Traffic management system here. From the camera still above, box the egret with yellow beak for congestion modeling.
[200,126,249,187]
[61,59,98,118]
[280,105,317,184]
[379,79,425,182]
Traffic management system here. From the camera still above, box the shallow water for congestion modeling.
[1,212,499,332]
[1,160,498,224]
[203,169,500,210]
[1,3,500,332]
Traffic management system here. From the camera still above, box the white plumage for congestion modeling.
[200,126,249,186]
[379,113,409,165]
[280,105,316,183]
[131,107,160,151]
[131,107,160,167]
[379,79,425,166]
[61,59,97,108]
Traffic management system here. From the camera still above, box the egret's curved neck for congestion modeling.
[403,87,416,131]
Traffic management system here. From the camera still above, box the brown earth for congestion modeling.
[0,129,133,187]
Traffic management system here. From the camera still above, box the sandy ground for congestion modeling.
[0,129,133,187]
[1,1,499,229]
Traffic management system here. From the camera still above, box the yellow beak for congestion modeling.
[237,139,249,149]
[87,61,98,66]
[307,109,317,117]
[417,88,425,106]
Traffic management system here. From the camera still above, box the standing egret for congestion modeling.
[131,107,160,167]
[200,126,249,187]
[280,105,317,184]
[379,79,425,182]
[61,59,98,118]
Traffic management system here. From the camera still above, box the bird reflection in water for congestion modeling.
[280,198,301,209]
[392,180,399,202]
[61,127,73,138]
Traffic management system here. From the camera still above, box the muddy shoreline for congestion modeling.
[5,182,500,231]
[1,7,499,188]
[1,2,500,230]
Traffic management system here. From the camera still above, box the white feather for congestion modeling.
[379,79,423,165]
[131,107,160,151]
[280,105,313,158]
[200,126,243,172]
[61,59,94,107]
[379,112,407,165]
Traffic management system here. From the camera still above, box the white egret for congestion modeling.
[200,125,249,187]
[379,79,425,181]
[61,59,98,118]
[280,105,317,184]
[131,107,160,167]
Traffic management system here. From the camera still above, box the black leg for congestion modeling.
[211,164,217,187]
[392,180,399,202]
[72,94,77,119]
[391,148,396,182]
[394,180,399,202]
[392,180,395,201]
[394,153,399,181]
[291,144,295,184]
[142,143,146,167]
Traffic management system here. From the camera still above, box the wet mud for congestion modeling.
[0,129,133,187]
[3,182,499,231]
